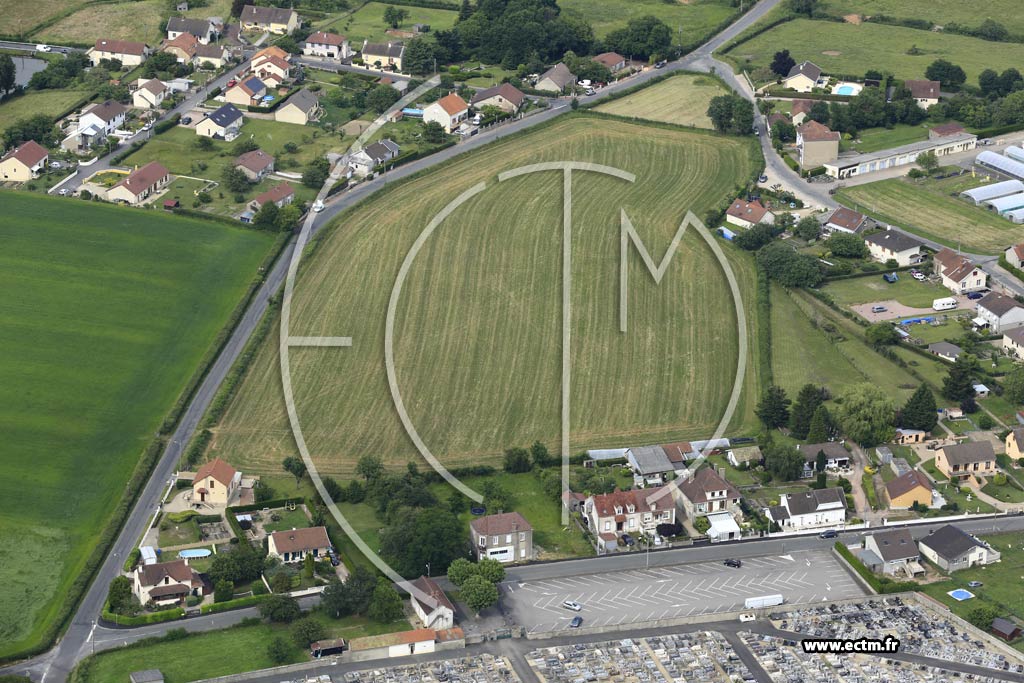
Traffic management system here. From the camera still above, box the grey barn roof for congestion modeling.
[628,445,672,474]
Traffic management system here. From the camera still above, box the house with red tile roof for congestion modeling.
[106,162,171,205]
[470,83,525,113]
[423,93,468,133]
[191,457,240,505]
[725,198,774,230]
[250,182,294,210]
[591,51,626,73]
[133,559,203,606]
[584,487,676,550]
[933,247,987,294]
[1006,243,1024,269]
[796,120,840,168]
[0,140,48,181]
[408,575,454,629]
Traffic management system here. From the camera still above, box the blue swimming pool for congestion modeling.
[179,548,212,559]
[948,588,975,601]
[835,85,857,96]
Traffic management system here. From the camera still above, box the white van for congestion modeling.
[933,297,958,311]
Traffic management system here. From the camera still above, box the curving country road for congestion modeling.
[11,0,1018,679]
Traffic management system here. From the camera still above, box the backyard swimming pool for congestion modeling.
[833,82,863,96]
[178,548,212,559]
[948,588,975,601]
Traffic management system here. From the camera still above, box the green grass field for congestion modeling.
[847,124,933,154]
[595,74,729,128]
[0,88,91,129]
[317,2,459,44]
[0,192,274,659]
[726,18,1024,82]
[201,115,763,480]
[822,0,1024,35]
[836,178,1020,255]
[561,0,736,42]
[822,274,949,309]
[75,614,408,683]
[34,0,166,43]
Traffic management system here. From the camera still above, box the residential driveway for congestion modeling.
[851,295,973,322]
[502,550,864,635]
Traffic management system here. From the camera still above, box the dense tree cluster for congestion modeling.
[756,242,824,288]
[452,0,594,68]
[707,94,755,135]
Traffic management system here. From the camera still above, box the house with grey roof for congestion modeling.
[797,442,851,477]
[928,341,962,363]
[766,487,846,531]
[196,103,243,138]
[535,63,575,93]
[935,440,996,481]
[918,524,1000,571]
[166,17,217,43]
[350,139,400,177]
[862,528,923,576]
[974,292,1024,333]
[783,61,823,92]
[275,89,322,125]
[863,229,924,266]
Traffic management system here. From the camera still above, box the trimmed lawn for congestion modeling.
[982,394,1020,424]
[981,479,1024,504]
[560,0,736,42]
[262,507,311,534]
[75,614,408,683]
[706,454,758,487]
[725,18,1024,83]
[891,444,920,467]
[822,274,948,310]
[922,459,948,482]
[837,177,1019,255]
[861,473,879,509]
[920,533,1024,636]
[0,88,91,129]
[846,124,932,154]
[944,418,975,435]
[595,74,730,128]
[927,477,995,514]
[0,193,274,659]
[158,518,201,548]
[907,320,969,345]
[317,2,458,44]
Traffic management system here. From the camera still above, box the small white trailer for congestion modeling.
[744,594,784,609]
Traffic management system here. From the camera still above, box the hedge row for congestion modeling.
[154,113,181,135]
[101,602,184,627]
[975,122,1024,138]
[755,260,773,386]
[199,593,270,615]
[834,542,918,593]
[111,141,146,165]
[362,0,458,9]
[762,88,854,102]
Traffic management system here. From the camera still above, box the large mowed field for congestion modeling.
[836,178,1019,255]
[594,74,729,128]
[0,194,274,659]
[561,0,735,42]
[204,116,763,479]
[822,0,1024,35]
[725,19,1024,82]
[0,89,91,131]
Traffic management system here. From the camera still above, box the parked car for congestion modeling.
[181,116,192,125]
[621,533,635,546]
[58,188,69,196]
[654,60,666,69]
[35,44,51,52]
[968,581,983,587]
[562,600,582,611]
[49,161,61,169]
[883,272,898,283]
[758,174,768,183]
[871,305,887,313]
[312,199,325,212]
[653,535,663,546]
[739,613,756,622]
[967,291,985,300]
[569,616,583,628]
[141,122,153,131]
[913,272,926,281]
[819,529,838,539]
[724,558,742,568]
[226,79,237,88]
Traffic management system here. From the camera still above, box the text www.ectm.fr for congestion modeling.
[801,637,901,654]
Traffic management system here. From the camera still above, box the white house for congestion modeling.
[676,467,741,520]
[88,39,151,66]
[303,31,351,59]
[974,292,1024,333]
[80,100,128,136]
[350,139,400,177]
[783,61,822,92]
[133,559,203,606]
[933,247,987,293]
[408,575,455,630]
[422,93,468,133]
[918,524,1000,572]
[862,528,923,577]
[766,487,846,531]
[166,17,217,43]
[905,79,941,109]
[725,198,774,230]
[469,512,533,563]
[823,207,868,234]
[863,229,924,266]
[132,79,168,109]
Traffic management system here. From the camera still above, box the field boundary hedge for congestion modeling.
[100,602,183,627]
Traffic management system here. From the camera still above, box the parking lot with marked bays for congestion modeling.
[503,549,865,634]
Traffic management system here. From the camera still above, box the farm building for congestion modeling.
[1005,146,1024,163]
[825,133,977,179]
[977,150,1024,180]
[983,192,1024,215]
[1005,208,1024,224]
[960,179,1024,205]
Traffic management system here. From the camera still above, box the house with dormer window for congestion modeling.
[584,487,676,551]
[677,467,741,520]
